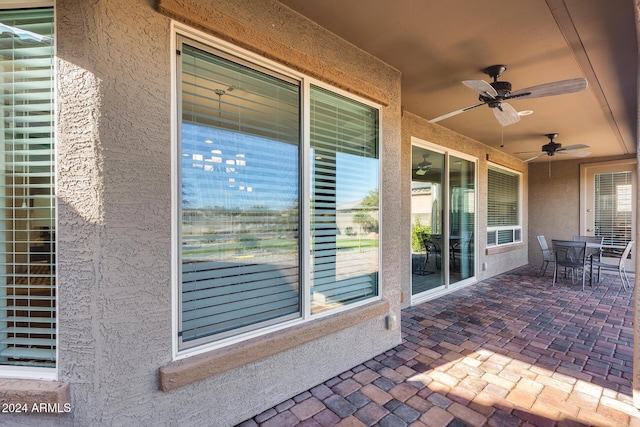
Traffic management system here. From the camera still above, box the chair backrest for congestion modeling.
[537,235,549,251]
[420,233,431,250]
[537,236,553,261]
[573,235,604,245]
[553,240,587,267]
[430,234,442,252]
[618,241,635,268]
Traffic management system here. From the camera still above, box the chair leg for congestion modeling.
[552,264,557,286]
[620,269,632,291]
[539,260,546,276]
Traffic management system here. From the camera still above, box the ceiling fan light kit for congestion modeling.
[415,154,431,175]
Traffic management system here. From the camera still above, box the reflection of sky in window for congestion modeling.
[182,124,379,210]
[182,124,298,210]
[313,153,378,206]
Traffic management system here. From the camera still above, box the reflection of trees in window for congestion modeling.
[354,189,379,233]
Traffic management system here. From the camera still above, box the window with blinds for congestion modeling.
[595,171,633,251]
[176,37,380,350]
[309,86,379,314]
[178,40,301,349]
[487,165,521,247]
[0,7,56,368]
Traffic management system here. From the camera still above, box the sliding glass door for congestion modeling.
[411,140,476,301]
[411,146,444,293]
[449,155,475,284]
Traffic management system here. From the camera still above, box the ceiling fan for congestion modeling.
[414,154,431,176]
[428,65,588,127]
[516,133,591,162]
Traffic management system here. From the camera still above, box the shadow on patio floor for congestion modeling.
[238,264,638,427]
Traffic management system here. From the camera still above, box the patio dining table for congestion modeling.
[552,239,602,289]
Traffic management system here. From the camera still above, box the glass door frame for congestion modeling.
[410,137,478,304]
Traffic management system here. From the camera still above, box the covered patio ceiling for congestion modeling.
[278,0,638,163]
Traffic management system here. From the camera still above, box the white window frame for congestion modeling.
[486,163,522,248]
[171,22,382,360]
[0,0,57,381]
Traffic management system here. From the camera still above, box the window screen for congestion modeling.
[487,165,520,246]
[487,165,519,227]
[309,85,379,314]
[0,7,56,367]
[179,41,301,348]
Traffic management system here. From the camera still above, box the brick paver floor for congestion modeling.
[238,265,639,427]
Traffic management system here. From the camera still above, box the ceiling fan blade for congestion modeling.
[523,153,546,162]
[492,102,520,126]
[507,78,588,100]
[462,80,497,98]
[556,150,591,158]
[427,102,485,123]
[515,150,543,155]
[556,144,590,151]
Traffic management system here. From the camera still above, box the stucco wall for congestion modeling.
[401,111,529,308]
[0,0,402,425]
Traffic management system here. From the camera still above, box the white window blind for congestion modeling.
[0,8,55,367]
[309,85,379,314]
[179,41,301,348]
[595,171,632,249]
[487,165,520,247]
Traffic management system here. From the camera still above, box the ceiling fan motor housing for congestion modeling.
[481,81,512,107]
[542,141,561,155]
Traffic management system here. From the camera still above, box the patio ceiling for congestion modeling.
[277,0,638,163]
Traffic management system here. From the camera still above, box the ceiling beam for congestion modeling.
[545,0,632,154]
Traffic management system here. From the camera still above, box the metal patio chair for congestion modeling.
[590,240,635,291]
[537,235,554,276]
[552,240,588,290]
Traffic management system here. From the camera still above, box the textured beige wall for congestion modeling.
[401,111,529,307]
[3,0,403,425]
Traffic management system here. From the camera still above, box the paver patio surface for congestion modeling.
[238,265,639,427]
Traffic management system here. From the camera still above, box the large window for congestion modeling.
[176,35,379,352]
[0,7,56,372]
[487,164,521,247]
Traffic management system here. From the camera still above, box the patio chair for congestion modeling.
[418,233,431,273]
[590,240,635,291]
[429,235,443,269]
[451,231,472,271]
[573,235,604,263]
[552,240,588,290]
[536,235,554,276]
